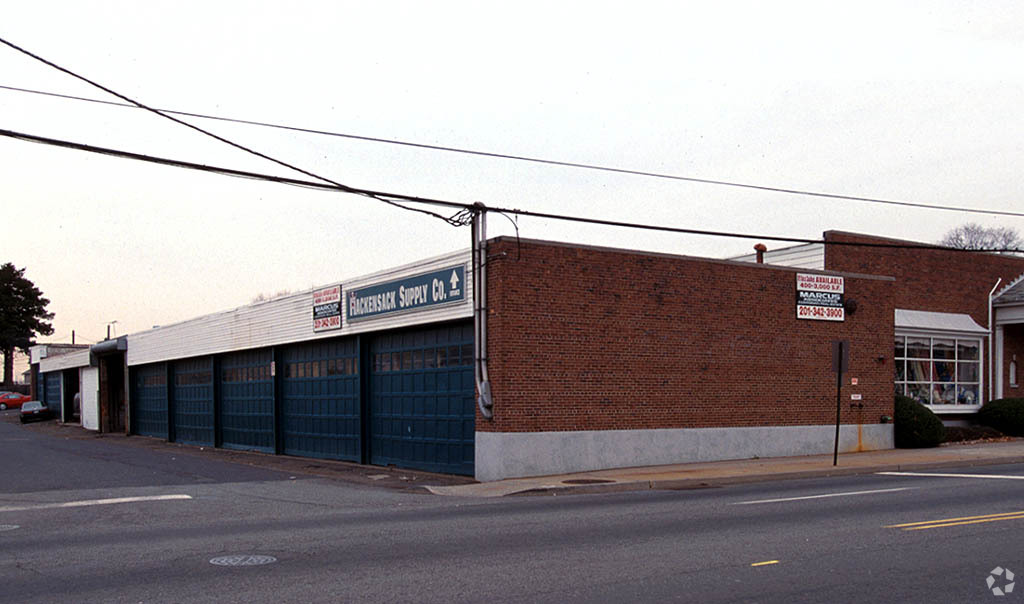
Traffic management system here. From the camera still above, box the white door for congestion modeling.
[81,367,99,431]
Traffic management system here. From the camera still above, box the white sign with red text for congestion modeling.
[312,285,342,332]
[796,273,845,321]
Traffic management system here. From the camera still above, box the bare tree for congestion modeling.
[251,289,293,304]
[939,223,1023,254]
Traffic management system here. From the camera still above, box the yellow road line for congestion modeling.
[902,513,1024,531]
[751,560,779,567]
[886,510,1024,529]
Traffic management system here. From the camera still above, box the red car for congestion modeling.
[0,391,32,410]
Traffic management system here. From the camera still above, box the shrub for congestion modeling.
[977,398,1024,436]
[894,394,946,448]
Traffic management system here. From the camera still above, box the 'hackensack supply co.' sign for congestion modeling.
[347,265,466,322]
[796,273,845,321]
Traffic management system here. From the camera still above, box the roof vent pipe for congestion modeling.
[754,243,767,264]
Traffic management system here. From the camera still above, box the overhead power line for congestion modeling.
[0,37,463,226]
[1,83,1021,219]
[4,126,1020,255]
[0,128,468,211]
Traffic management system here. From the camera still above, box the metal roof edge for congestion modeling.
[126,247,472,340]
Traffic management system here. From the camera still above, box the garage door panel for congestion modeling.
[281,337,359,462]
[43,372,62,412]
[220,349,274,453]
[132,364,168,439]
[173,357,214,446]
[370,322,474,476]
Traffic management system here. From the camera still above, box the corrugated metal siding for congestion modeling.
[127,250,472,366]
[39,349,91,373]
[730,243,825,269]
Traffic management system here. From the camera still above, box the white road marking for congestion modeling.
[0,494,192,513]
[877,471,1024,480]
[732,487,913,505]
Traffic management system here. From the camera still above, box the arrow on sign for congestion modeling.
[450,270,460,290]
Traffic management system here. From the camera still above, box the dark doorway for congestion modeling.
[62,368,80,423]
[99,352,126,433]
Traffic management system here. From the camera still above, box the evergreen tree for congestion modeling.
[0,263,54,388]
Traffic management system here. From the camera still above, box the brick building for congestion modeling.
[477,237,894,479]
[34,231,1024,481]
[737,231,1024,419]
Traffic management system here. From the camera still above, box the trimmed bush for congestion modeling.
[894,394,946,448]
[977,398,1024,437]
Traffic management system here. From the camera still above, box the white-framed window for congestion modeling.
[894,334,982,407]
[1011,360,1019,388]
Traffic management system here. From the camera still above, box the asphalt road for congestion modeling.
[3,414,1024,603]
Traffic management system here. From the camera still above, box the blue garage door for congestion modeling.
[282,338,360,461]
[219,349,274,453]
[369,322,475,475]
[44,372,62,412]
[132,364,168,438]
[173,357,214,446]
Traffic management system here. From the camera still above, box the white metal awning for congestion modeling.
[39,348,93,372]
[894,309,989,335]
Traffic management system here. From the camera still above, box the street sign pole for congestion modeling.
[832,340,849,466]
[834,342,842,466]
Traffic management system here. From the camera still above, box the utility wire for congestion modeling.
[0,128,469,211]
[0,38,464,226]
[491,205,1024,253]
[4,126,1020,255]
[2,83,1022,219]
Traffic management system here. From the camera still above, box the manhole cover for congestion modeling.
[562,479,614,485]
[209,555,277,567]
[0,525,19,532]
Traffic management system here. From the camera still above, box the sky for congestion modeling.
[2,1,1023,355]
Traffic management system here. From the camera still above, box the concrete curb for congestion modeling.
[426,449,1024,498]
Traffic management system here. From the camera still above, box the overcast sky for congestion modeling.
[2,1,1023,348]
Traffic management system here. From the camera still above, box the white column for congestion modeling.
[995,325,1005,401]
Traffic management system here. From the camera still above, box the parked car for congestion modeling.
[20,401,55,423]
[0,391,31,410]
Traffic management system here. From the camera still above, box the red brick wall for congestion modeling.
[1002,324,1024,399]
[823,231,1024,327]
[480,238,894,433]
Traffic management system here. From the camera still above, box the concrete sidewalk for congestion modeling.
[426,439,1024,497]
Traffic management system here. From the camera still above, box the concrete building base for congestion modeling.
[475,424,895,482]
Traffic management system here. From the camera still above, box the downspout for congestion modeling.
[472,204,493,419]
[989,278,1002,404]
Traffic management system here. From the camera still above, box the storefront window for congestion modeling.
[958,340,980,360]
[933,338,956,359]
[906,337,930,359]
[906,360,929,382]
[957,385,979,405]
[894,335,983,406]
